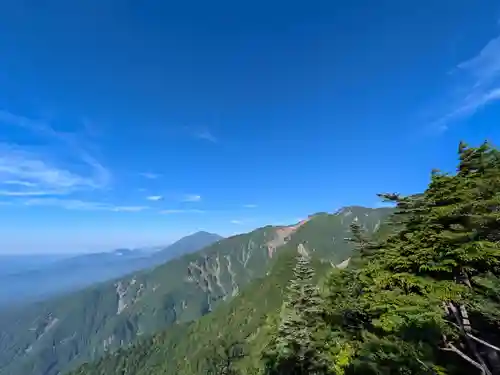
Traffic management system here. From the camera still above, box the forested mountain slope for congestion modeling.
[69,210,395,375]
[0,207,390,375]
[69,243,328,375]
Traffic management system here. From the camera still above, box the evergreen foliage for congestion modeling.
[262,245,329,375]
[205,340,246,375]
[344,222,377,268]
[319,141,500,375]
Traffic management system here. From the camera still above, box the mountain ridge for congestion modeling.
[69,208,396,375]
[0,231,223,307]
[0,206,391,375]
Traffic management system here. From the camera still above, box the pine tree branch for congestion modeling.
[415,357,438,375]
[447,320,462,331]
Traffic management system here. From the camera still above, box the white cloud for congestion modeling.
[24,198,148,212]
[112,206,149,212]
[160,209,205,214]
[182,194,201,202]
[0,145,108,196]
[433,34,500,131]
[146,195,163,201]
[0,190,62,197]
[24,198,107,210]
[194,129,217,143]
[0,110,47,134]
[0,111,110,196]
[230,217,261,225]
[435,88,500,132]
[457,36,500,87]
[140,172,161,179]
[4,180,38,187]
[243,204,257,208]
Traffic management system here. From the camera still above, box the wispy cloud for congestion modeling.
[24,198,148,212]
[146,195,163,201]
[4,180,38,187]
[112,205,149,212]
[160,209,205,214]
[243,204,257,208]
[230,217,259,225]
[182,194,201,202]
[140,172,161,179]
[0,145,108,196]
[0,110,110,197]
[191,127,218,143]
[24,198,108,210]
[0,110,47,134]
[432,34,500,131]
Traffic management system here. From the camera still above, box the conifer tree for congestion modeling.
[262,244,329,375]
[206,340,245,375]
[374,142,500,374]
[322,141,500,375]
[345,222,378,268]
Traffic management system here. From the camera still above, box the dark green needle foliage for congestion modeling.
[320,141,500,375]
[262,245,330,375]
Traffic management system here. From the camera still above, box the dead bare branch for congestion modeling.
[442,343,484,372]
[468,333,500,353]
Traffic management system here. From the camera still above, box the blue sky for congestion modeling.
[1,1,500,254]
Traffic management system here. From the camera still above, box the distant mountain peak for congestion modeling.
[190,230,221,237]
[333,205,383,216]
[150,231,223,263]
